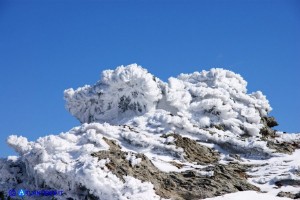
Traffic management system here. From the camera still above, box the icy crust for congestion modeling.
[64,64,162,123]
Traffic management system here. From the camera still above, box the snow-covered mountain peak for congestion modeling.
[1,64,299,200]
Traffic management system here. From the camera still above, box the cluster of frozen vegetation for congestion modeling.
[1,64,299,200]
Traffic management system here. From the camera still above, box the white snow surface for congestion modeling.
[203,191,292,200]
[247,149,300,196]
[1,64,299,200]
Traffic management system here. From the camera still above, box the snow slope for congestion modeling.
[1,64,299,200]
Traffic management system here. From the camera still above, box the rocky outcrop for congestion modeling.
[275,179,300,187]
[260,116,278,138]
[170,134,220,165]
[92,138,259,200]
[277,191,300,199]
[259,116,299,154]
[266,140,298,154]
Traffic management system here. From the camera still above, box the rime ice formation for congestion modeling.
[65,64,271,137]
[1,64,299,200]
[64,65,162,124]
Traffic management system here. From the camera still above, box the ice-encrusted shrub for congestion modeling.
[64,64,162,123]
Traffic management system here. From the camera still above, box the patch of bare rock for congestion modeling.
[91,137,259,200]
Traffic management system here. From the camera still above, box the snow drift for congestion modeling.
[1,64,299,200]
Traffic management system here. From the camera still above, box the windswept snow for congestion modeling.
[247,149,300,196]
[1,64,299,200]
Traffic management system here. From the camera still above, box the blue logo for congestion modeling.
[8,188,64,197]
[18,189,25,196]
[8,189,16,196]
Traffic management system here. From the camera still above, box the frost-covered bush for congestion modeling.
[64,64,162,123]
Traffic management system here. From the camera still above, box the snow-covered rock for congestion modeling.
[64,64,162,124]
[1,64,299,200]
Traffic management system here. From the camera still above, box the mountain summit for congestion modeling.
[1,64,299,200]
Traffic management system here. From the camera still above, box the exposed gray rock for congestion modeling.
[275,179,300,187]
[277,191,300,199]
[267,140,298,154]
[171,134,220,165]
[216,141,271,158]
[262,116,279,128]
[260,126,276,138]
[259,116,300,154]
[229,154,241,161]
[260,116,278,138]
[91,137,259,200]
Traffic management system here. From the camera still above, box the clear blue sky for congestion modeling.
[0,0,299,157]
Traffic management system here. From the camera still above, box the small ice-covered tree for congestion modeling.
[64,64,162,123]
